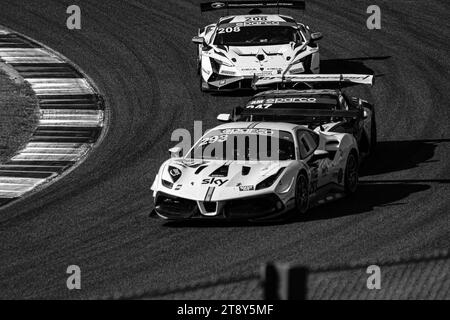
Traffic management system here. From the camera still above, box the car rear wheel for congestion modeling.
[370,110,377,152]
[344,151,359,194]
[295,173,309,214]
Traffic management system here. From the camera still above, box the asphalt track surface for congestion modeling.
[0,0,449,299]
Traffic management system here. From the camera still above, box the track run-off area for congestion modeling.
[0,0,449,298]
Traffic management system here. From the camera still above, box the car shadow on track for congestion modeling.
[320,56,390,89]
[321,56,390,75]
[209,89,256,97]
[162,182,430,228]
[300,182,431,223]
[360,138,448,177]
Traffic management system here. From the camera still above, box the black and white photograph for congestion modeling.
[0,0,448,310]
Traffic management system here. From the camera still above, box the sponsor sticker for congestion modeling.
[239,185,255,191]
[249,97,318,104]
[255,71,276,76]
[221,128,274,135]
[202,177,228,187]
[236,21,280,26]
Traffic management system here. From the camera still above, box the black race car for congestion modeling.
[217,74,377,159]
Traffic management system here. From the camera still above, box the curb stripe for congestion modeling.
[0,28,106,205]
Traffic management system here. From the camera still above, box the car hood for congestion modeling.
[158,158,293,201]
[216,43,304,76]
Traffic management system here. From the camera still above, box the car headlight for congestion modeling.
[211,57,234,68]
[168,166,182,182]
[256,168,285,190]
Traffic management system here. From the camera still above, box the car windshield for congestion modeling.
[186,128,295,161]
[214,26,302,46]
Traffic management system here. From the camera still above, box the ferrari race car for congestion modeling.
[151,122,360,221]
[192,1,321,91]
[218,74,377,159]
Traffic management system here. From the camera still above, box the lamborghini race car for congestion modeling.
[192,1,321,91]
[218,74,377,159]
[151,122,359,221]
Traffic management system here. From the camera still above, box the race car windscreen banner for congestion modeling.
[200,1,306,12]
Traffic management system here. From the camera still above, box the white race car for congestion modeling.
[193,1,321,91]
[151,122,359,221]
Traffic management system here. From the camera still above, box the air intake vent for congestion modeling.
[210,165,229,177]
[195,165,207,174]
[203,201,217,213]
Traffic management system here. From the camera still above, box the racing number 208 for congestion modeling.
[217,26,241,34]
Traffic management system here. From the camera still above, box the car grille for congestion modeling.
[155,193,198,217]
[224,194,284,219]
[203,201,217,213]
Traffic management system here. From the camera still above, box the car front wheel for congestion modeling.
[295,173,309,214]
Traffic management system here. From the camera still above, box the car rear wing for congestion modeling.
[253,74,374,88]
[238,107,363,120]
[200,1,306,13]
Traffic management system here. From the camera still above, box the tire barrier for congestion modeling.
[0,27,106,208]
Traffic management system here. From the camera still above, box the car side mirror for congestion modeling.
[309,150,329,162]
[217,113,232,122]
[234,106,243,115]
[192,36,206,45]
[169,146,182,158]
[363,109,369,119]
[310,32,323,41]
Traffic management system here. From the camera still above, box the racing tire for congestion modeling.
[295,172,309,214]
[344,151,359,194]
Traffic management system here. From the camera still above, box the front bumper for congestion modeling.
[204,55,316,90]
[206,74,254,91]
[154,191,286,221]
